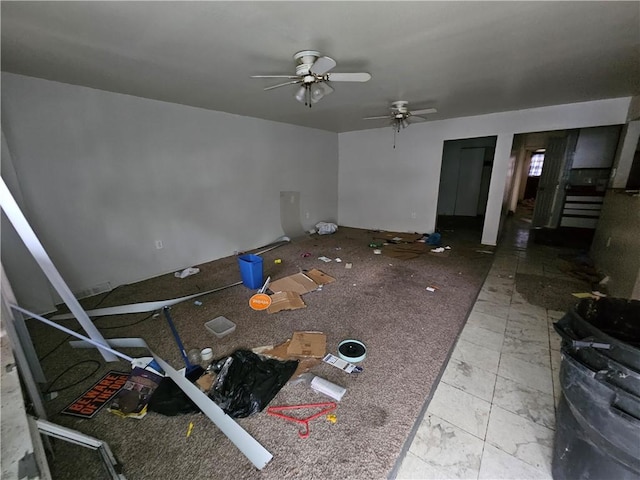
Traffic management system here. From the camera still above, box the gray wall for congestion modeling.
[590,119,640,299]
[590,191,640,299]
[1,73,338,312]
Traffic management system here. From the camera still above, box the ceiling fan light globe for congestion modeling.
[310,82,334,103]
[294,85,307,103]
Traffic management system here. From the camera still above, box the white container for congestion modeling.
[200,347,214,362]
[205,316,236,338]
[310,376,346,402]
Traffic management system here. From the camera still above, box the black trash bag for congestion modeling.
[148,368,204,416]
[208,349,298,418]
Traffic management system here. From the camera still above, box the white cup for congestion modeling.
[201,347,214,362]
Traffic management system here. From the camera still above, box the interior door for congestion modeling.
[531,136,568,228]
[454,147,485,216]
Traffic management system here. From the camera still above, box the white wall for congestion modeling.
[338,98,631,245]
[1,132,59,312]
[1,73,338,308]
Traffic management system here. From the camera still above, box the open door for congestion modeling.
[531,136,569,228]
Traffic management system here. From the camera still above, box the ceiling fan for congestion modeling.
[364,101,437,132]
[251,50,371,107]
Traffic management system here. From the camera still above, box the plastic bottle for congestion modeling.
[187,349,202,366]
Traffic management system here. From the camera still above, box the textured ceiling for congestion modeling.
[2,1,639,133]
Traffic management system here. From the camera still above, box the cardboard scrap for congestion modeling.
[196,372,215,392]
[263,269,336,313]
[287,331,327,358]
[383,249,419,260]
[383,243,431,259]
[267,291,306,313]
[269,269,335,295]
[269,273,317,295]
[254,337,323,377]
[305,268,335,285]
[572,292,598,299]
[373,232,423,243]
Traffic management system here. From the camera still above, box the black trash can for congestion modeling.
[554,394,639,480]
[555,297,640,369]
[552,298,640,480]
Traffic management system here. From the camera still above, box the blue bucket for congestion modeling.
[237,254,263,289]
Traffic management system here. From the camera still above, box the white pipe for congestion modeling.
[10,304,133,363]
[50,282,242,320]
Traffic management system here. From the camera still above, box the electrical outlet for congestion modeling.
[411,212,417,219]
[305,211,310,219]
[155,240,163,250]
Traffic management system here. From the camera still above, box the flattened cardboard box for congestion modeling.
[267,291,306,314]
[269,269,335,295]
[286,331,327,358]
[304,268,335,286]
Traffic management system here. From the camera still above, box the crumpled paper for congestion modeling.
[315,222,338,235]
[175,267,200,279]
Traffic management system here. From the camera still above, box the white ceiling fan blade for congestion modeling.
[251,75,299,79]
[263,80,302,91]
[411,108,438,116]
[310,56,337,75]
[407,115,427,123]
[327,72,371,82]
[363,115,391,120]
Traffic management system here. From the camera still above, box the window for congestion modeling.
[528,151,545,177]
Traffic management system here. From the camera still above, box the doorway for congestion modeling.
[436,136,496,237]
[508,126,622,249]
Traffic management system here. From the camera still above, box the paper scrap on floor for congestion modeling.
[572,292,599,299]
[323,353,361,373]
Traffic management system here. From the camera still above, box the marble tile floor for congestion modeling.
[394,222,570,480]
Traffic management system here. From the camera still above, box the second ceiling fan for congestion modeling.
[364,101,437,131]
[252,50,371,107]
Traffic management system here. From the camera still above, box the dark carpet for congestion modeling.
[28,226,493,480]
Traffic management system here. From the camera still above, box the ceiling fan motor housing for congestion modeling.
[391,101,409,112]
[294,50,320,76]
